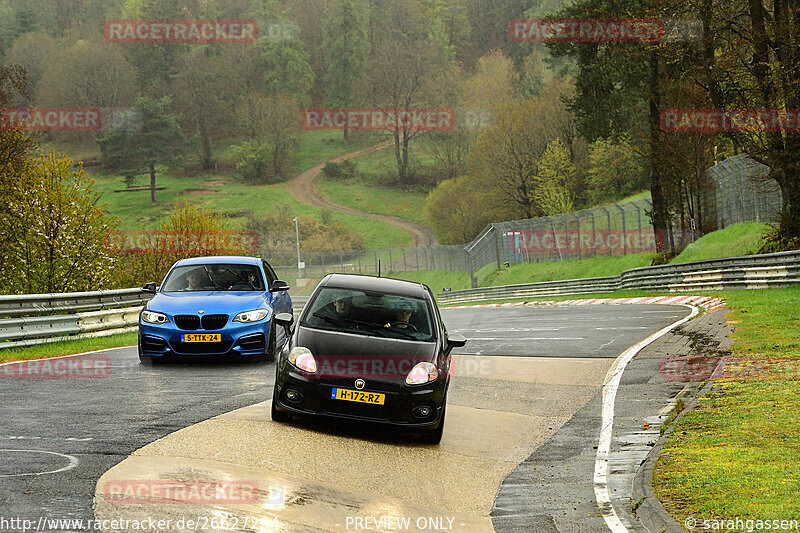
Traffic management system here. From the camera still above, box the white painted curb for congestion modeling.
[594,304,699,532]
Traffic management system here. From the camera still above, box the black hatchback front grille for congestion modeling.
[174,315,200,330]
[201,314,228,330]
[320,377,403,393]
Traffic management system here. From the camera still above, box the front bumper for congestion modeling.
[274,370,447,428]
[138,320,270,357]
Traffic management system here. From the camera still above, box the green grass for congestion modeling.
[389,270,473,294]
[671,222,770,263]
[91,172,409,248]
[481,253,654,287]
[654,287,800,521]
[0,332,137,362]
[350,136,437,177]
[53,131,409,249]
[317,178,428,223]
[288,131,385,175]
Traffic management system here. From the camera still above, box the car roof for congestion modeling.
[320,273,431,299]
[173,256,263,266]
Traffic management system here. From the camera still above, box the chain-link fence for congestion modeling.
[273,154,783,289]
[700,154,782,229]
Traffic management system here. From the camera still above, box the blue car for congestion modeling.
[137,256,292,364]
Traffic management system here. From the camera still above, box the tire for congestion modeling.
[138,344,155,365]
[422,400,446,444]
[255,322,277,363]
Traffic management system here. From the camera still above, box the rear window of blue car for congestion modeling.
[162,264,264,292]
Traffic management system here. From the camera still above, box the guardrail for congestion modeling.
[0,289,154,349]
[0,290,310,350]
[437,250,800,305]
[3,251,797,348]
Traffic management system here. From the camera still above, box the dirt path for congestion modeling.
[287,139,438,246]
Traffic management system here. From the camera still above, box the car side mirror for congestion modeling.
[142,282,157,293]
[274,312,294,333]
[447,333,467,348]
[270,280,291,292]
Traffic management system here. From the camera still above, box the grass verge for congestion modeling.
[0,332,138,363]
[654,286,800,521]
[671,222,771,263]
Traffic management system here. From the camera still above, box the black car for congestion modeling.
[271,273,466,444]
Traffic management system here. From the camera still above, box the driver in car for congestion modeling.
[385,299,414,328]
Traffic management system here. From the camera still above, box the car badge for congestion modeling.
[355,379,365,390]
[198,310,205,314]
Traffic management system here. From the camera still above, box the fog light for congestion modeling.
[412,405,432,419]
[283,388,303,404]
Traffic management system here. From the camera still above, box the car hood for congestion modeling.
[296,326,438,381]
[147,292,269,316]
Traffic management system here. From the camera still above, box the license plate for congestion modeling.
[182,333,221,342]
[331,388,385,405]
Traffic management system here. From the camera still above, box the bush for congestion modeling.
[322,160,357,180]
[233,138,276,183]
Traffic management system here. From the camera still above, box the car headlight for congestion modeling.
[288,347,317,373]
[233,308,269,323]
[141,310,169,324]
[406,362,438,385]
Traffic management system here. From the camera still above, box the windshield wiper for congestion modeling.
[221,267,256,290]
[202,265,224,291]
[382,326,418,340]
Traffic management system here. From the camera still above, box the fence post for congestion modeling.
[374,250,378,273]
[340,252,344,272]
[573,213,581,260]
[614,204,627,255]
[388,249,393,272]
[415,248,420,270]
[403,249,407,271]
[469,252,477,288]
[494,225,503,269]
[358,255,361,273]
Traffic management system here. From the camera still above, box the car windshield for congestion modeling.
[302,287,435,342]
[161,264,264,292]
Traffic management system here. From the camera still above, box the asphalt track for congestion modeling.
[0,304,690,532]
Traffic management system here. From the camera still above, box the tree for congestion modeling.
[469,86,574,219]
[233,92,302,182]
[110,201,255,288]
[323,0,370,141]
[257,28,315,102]
[0,64,39,283]
[97,97,185,204]
[586,136,647,205]
[368,37,458,184]
[5,32,57,105]
[36,37,137,109]
[535,138,575,215]
[0,150,119,294]
[424,175,492,244]
[172,46,231,170]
